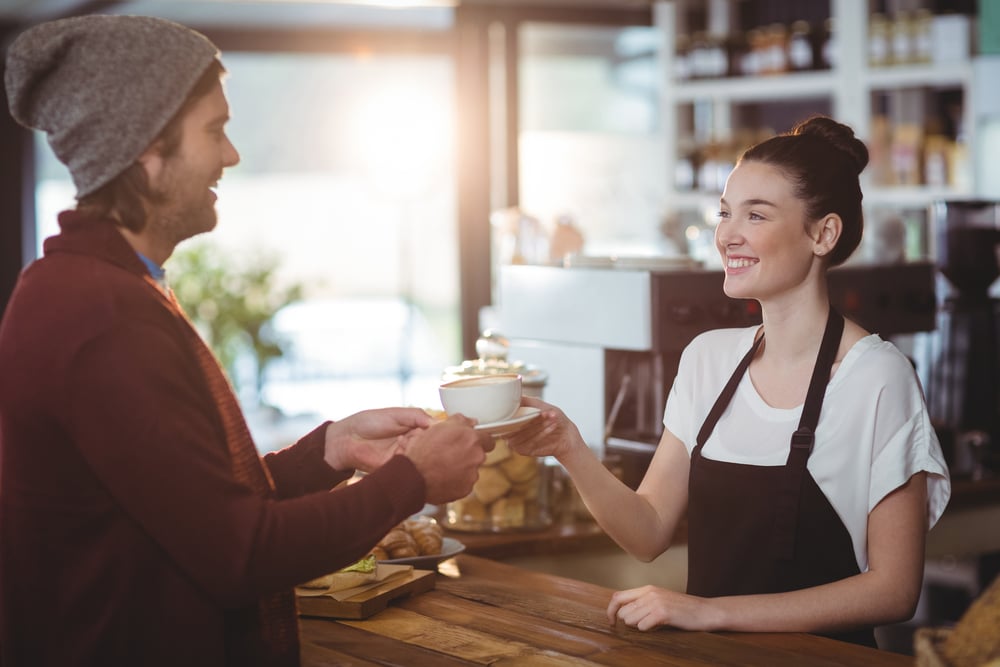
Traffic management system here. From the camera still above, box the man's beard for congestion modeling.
[147,166,220,246]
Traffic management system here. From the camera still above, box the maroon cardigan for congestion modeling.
[0,211,426,666]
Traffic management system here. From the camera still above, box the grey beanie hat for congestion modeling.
[4,15,220,197]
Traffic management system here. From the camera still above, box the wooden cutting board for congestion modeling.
[297,569,435,620]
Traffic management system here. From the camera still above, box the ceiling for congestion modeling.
[0,0,653,27]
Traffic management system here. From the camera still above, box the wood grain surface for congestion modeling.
[300,554,913,666]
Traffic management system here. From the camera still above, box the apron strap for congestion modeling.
[772,305,845,560]
[694,329,764,453]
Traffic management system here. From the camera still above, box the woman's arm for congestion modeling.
[508,397,689,562]
[609,472,928,632]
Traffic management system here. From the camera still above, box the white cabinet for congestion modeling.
[654,0,981,220]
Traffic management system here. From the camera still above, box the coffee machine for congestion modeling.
[496,261,937,487]
[925,200,1000,477]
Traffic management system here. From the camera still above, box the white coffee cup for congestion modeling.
[439,373,522,424]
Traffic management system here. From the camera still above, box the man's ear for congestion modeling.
[813,214,842,258]
[136,139,166,183]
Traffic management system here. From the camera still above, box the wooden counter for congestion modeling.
[442,520,615,560]
[448,476,1000,561]
[299,555,912,666]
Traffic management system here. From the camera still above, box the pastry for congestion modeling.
[473,466,512,505]
[375,516,445,559]
[499,452,537,483]
[379,528,418,559]
[404,517,443,556]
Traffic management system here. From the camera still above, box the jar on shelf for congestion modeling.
[674,33,691,81]
[787,21,814,71]
[912,10,933,64]
[764,23,788,75]
[744,28,765,76]
[869,13,891,68]
[891,11,914,66]
[688,31,709,79]
[441,330,551,532]
[821,17,836,69]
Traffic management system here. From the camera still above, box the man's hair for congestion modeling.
[76,59,226,232]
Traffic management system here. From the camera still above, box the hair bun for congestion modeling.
[792,116,869,175]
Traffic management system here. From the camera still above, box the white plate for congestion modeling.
[378,537,465,568]
[473,406,541,436]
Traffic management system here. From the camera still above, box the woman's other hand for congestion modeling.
[607,585,724,632]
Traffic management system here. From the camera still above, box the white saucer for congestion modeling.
[474,407,541,436]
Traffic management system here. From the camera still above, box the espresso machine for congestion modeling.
[496,261,937,487]
[925,200,1000,477]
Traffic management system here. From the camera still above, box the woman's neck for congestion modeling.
[757,286,832,368]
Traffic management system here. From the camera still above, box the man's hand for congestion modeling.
[323,407,434,473]
[400,416,493,505]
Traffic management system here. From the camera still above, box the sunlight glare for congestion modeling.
[350,83,453,199]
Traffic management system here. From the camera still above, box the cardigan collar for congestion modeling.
[44,209,151,281]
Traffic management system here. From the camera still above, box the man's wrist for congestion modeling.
[322,420,351,471]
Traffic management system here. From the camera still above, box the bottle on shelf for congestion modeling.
[689,31,709,79]
[727,30,749,78]
[705,33,729,78]
[787,20,814,71]
[674,33,691,81]
[912,9,933,64]
[765,23,789,75]
[890,10,914,66]
[744,28,765,76]
[869,13,891,68]
[821,17,836,69]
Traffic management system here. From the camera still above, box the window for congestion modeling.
[33,50,460,451]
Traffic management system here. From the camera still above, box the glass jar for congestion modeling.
[441,330,551,532]
[787,21,814,71]
[445,439,551,531]
[442,330,548,398]
[869,13,890,68]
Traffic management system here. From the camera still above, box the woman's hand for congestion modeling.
[323,407,434,473]
[607,586,725,632]
[504,396,587,462]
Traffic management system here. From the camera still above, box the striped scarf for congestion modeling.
[167,288,299,666]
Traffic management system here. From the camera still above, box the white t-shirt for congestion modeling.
[663,326,951,573]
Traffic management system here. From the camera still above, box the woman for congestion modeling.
[506,116,950,647]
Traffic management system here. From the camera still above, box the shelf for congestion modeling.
[667,190,722,212]
[865,186,977,209]
[671,61,971,105]
[864,61,972,91]
[669,187,975,212]
[673,70,835,104]
[658,1,980,219]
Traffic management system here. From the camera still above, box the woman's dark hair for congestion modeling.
[77,59,226,232]
[739,115,869,267]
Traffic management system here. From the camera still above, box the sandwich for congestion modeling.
[300,554,378,592]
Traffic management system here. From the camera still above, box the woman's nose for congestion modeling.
[715,220,740,249]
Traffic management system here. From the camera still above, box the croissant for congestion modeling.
[379,528,418,558]
[375,516,445,559]
[405,517,443,556]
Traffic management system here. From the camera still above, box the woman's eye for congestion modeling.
[716,210,730,219]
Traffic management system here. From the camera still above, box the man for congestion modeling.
[0,15,490,666]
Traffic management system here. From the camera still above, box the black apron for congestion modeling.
[686,307,877,648]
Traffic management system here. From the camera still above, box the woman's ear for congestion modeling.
[812,214,842,258]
